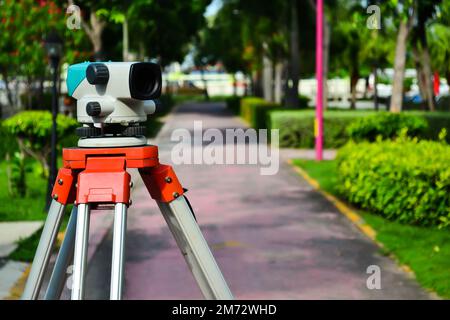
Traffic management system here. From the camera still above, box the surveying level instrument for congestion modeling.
[21,62,233,300]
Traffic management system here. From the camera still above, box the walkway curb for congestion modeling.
[287,159,444,299]
[287,160,378,242]
[3,231,65,300]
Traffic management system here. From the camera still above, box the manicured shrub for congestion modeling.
[337,137,450,228]
[0,121,18,159]
[225,96,241,114]
[271,110,450,148]
[240,97,282,129]
[2,111,78,177]
[270,110,375,148]
[347,112,428,142]
[416,112,450,143]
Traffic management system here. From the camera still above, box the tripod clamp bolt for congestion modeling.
[165,177,172,183]
[173,192,180,198]
[58,179,64,185]
[52,194,58,200]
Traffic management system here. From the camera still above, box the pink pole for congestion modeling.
[315,0,324,161]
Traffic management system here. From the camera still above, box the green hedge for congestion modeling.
[271,110,450,148]
[271,110,376,148]
[337,138,450,227]
[225,95,310,115]
[347,112,429,142]
[240,97,282,129]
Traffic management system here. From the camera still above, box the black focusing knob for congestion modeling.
[86,102,101,116]
[86,63,109,85]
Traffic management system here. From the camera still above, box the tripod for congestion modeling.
[21,144,233,300]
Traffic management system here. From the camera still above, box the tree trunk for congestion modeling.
[122,16,129,61]
[26,77,33,110]
[1,70,15,108]
[201,68,209,101]
[82,11,106,61]
[285,0,300,108]
[274,62,283,104]
[323,18,330,110]
[390,20,410,113]
[373,66,379,111]
[262,54,273,102]
[252,70,263,97]
[420,47,436,111]
[38,77,44,109]
[232,73,237,96]
[350,73,358,109]
[138,42,146,61]
[412,45,427,110]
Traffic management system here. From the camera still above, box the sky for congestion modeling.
[204,0,223,17]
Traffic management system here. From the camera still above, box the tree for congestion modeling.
[332,1,369,109]
[410,0,442,111]
[65,0,111,60]
[361,1,396,110]
[308,0,339,110]
[387,0,416,113]
[428,0,450,94]
[196,0,290,101]
[0,0,71,112]
[194,2,248,97]
[285,0,300,108]
[130,0,211,66]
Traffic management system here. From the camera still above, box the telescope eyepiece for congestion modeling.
[86,63,109,85]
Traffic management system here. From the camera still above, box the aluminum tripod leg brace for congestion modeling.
[21,145,233,300]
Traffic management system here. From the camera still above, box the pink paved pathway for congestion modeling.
[86,102,430,300]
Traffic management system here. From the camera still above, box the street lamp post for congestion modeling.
[315,0,324,161]
[44,31,63,209]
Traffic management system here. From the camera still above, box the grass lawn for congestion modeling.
[0,160,48,221]
[293,159,450,299]
[0,157,73,261]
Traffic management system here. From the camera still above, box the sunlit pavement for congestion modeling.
[85,101,431,300]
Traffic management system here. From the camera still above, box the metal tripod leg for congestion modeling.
[110,203,128,300]
[22,200,66,300]
[44,206,78,300]
[158,196,233,300]
[71,204,90,300]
